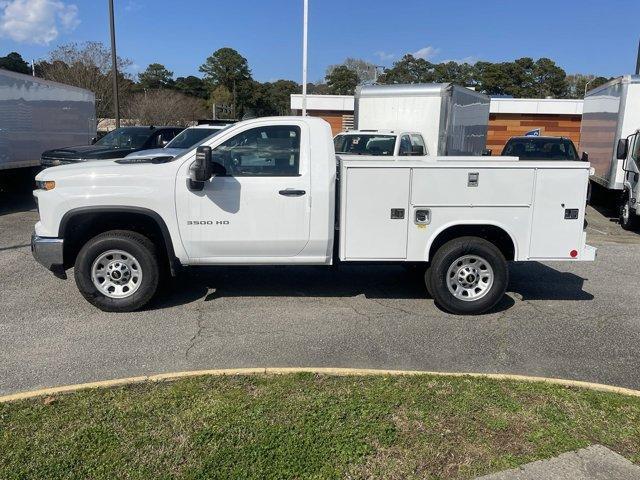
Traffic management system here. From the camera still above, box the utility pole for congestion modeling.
[301,0,308,116]
[108,0,120,128]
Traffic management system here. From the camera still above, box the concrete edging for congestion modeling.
[2,368,640,403]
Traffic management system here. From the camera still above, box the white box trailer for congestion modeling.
[0,69,96,173]
[579,75,640,190]
[354,83,490,156]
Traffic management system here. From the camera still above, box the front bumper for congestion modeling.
[31,233,66,278]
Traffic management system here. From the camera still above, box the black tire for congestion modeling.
[619,191,640,231]
[74,230,160,312]
[427,236,508,315]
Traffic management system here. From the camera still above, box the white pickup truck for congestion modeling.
[32,116,596,315]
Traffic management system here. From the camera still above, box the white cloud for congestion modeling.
[0,0,80,45]
[413,46,440,60]
[375,51,395,62]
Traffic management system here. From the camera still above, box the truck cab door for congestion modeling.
[626,132,640,198]
[175,122,311,261]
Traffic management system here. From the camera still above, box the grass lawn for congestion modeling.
[1,373,639,479]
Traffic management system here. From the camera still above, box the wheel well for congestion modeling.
[60,209,178,274]
[428,225,515,261]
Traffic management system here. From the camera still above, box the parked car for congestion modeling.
[41,126,184,167]
[123,124,230,162]
[32,116,595,315]
[334,130,428,156]
[501,136,580,161]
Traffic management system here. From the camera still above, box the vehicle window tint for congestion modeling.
[399,135,412,156]
[95,128,151,149]
[334,134,396,156]
[213,125,300,177]
[633,134,640,161]
[409,134,427,156]
[167,128,221,149]
[502,138,578,160]
[153,132,166,147]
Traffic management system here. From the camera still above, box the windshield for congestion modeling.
[502,138,579,160]
[334,134,396,156]
[170,124,235,162]
[95,128,153,149]
[166,128,222,149]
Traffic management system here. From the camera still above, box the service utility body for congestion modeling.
[32,116,596,315]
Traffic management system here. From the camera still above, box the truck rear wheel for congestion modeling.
[74,230,160,312]
[427,237,508,315]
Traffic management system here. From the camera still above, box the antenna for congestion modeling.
[636,38,640,75]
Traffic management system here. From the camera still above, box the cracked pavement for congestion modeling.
[1,191,640,395]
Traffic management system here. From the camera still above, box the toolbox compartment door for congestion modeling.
[343,168,410,259]
[530,168,589,259]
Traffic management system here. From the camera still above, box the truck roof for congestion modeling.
[356,83,488,101]
[586,74,640,97]
[0,68,95,98]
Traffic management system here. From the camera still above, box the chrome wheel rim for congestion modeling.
[623,202,630,223]
[91,250,142,299]
[446,255,494,302]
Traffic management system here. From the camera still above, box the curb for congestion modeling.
[2,368,640,403]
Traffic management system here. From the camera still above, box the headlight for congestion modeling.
[36,180,56,191]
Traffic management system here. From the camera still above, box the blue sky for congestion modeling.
[1,0,639,83]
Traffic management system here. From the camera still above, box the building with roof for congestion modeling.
[291,94,584,154]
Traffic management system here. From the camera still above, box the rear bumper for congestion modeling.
[31,233,65,277]
[580,244,597,261]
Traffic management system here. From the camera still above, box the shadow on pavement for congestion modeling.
[509,262,594,301]
[0,191,36,216]
[151,261,593,312]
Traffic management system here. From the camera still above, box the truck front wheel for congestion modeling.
[74,230,160,312]
[427,237,508,315]
[619,192,640,231]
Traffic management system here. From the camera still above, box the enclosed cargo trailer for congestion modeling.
[354,83,490,156]
[0,69,95,173]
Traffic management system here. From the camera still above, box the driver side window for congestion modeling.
[213,125,301,177]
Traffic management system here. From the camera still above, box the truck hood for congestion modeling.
[124,147,184,159]
[36,157,179,183]
[41,145,137,160]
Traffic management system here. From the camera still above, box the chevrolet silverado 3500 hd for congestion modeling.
[32,117,596,315]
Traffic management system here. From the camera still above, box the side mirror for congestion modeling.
[189,146,213,190]
[617,139,629,160]
[412,145,425,156]
[161,139,169,147]
[90,137,97,145]
[482,148,492,156]
[581,151,589,162]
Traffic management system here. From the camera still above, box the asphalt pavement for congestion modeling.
[1,190,639,395]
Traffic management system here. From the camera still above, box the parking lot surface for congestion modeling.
[1,191,639,395]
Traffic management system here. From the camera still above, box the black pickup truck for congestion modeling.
[41,126,183,167]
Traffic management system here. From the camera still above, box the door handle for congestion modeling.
[279,189,306,197]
